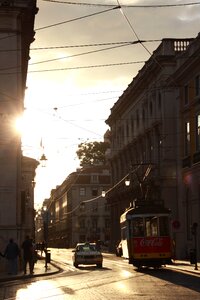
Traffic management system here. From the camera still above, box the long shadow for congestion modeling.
[137,267,200,294]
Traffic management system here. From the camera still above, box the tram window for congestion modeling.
[159,216,169,236]
[145,217,158,237]
[132,217,144,237]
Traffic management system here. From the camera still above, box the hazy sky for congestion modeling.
[22,0,200,207]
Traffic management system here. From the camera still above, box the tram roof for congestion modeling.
[120,203,171,220]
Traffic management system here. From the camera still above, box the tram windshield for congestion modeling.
[132,217,144,237]
[130,215,169,237]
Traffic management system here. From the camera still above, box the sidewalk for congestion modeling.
[0,257,61,283]
[166,260,200,275]
[0,258,199,282]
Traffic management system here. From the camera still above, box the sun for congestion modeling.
[15,115,24,135]
[15,110,42,139]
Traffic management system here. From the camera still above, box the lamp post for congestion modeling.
[41,206,51,269]
[43,206,48,247]
[191,222,198,270]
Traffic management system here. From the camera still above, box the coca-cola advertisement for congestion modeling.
[133,237,171,253]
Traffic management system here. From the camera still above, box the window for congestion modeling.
[132,217,144,237]
[80,187,86,196]
[195,75,200,96]
[79,219,85,228]
[184,85,189,105]
[92,188,98,196]
[91,175,98,183]
[92,202,98,211]
[196,114,200,151]
[184,121,190,156]
[55,202,59,220]
[145,217,158,237]
[62,195,67,213]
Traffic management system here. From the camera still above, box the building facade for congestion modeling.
[173,34,200,258]
[0,0,38,272]
[36,166,111,249]
[106,35,200,258]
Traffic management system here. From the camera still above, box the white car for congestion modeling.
[72,242,103,268]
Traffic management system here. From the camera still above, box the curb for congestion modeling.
[0,261,62,283]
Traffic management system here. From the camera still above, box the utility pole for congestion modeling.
[191,222,198,270]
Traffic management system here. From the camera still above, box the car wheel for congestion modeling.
[73,263,78,268]
[97,263,102,268]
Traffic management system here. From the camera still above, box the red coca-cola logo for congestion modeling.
[133,237,164,248]
[133,237,170,253]
[139,238,163,247]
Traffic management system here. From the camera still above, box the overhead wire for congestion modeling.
[41,0,200,8]
[28,60,146,73]
[29,41,141,66]
[30,40,161,51]
[0,60,146,74]
[0,39,160,72]
[63,172,130,216]
[35,5,121,31]
[116,0,183,89]
[0,40,160,52]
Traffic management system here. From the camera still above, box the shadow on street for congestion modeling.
[138,267,200,294]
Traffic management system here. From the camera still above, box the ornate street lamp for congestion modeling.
[40,153,47,167]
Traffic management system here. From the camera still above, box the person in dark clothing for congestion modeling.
[21,235,34,275]
[4,238,20,275]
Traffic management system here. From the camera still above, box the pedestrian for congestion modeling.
[31,239,38,271]
[21,235,34,275]
[4,238,20,275]
[40,241,45,257]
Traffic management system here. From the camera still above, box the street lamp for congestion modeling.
[125,177,130,186]
[40,153,47,167]
[101,190,106,197]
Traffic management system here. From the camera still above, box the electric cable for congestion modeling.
[29,41,139,66]
[41,0,200,8]
[35,5,120,31]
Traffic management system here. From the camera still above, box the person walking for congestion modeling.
[4,238,20,275]
[21,235,34,275]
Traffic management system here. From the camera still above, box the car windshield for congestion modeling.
[77,244,97,252]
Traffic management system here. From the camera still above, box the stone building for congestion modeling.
[106,34,200,259]
[173,33,200,258]
[0,0,38,272]
[36,166,111,249]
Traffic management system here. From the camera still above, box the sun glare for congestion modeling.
[15,115,24,135]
